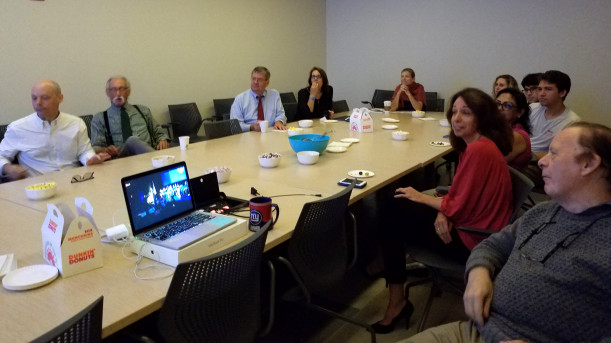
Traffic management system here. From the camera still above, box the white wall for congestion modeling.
[0,0,326,125]
[327,0,611,126]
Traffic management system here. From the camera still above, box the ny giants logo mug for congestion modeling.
[249,196,279,232]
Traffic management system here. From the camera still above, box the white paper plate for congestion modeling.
[323,119,338,123]
[326,146,347,153]
[348,170,375,178]
[340,138,360,143]
[430,141,451,147]
[381,124,398,130]
[382,118,400,123]
[2,264,58,291]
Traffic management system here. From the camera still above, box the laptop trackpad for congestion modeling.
[185,216,237,239]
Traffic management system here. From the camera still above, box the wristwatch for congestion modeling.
[310,96,316,100]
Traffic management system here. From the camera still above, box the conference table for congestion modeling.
[0,111,452,341]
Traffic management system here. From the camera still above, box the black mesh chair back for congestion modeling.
[203,119,241,140]
[0,124,8,143]
[425,92,438,102]
[287,183,355,292]
[167,103,205,142]
[332,100,350,113]
[213,98,235,121]
[371,89,395,108]
[426,99,445,112]
[283,102,298,123]
[31,296,103,343]
[79,115,93,139]
[157,222,270,343]
[276,182,376,341]
[279,92,296,104]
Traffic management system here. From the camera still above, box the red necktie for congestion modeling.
[257,96,264,121]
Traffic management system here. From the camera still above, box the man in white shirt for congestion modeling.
[0,80,110,181]
[530,70,581,159]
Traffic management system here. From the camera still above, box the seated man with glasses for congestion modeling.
[230,66,287,132]
[0,80,109,181]
[520,72,542,104]
[402,122,611,343]
[390,68,426,112]
[90,76,170,158]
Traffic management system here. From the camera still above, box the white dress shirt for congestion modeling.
[0,112,96,177]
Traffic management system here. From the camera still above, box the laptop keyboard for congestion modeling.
[144,211,215,241]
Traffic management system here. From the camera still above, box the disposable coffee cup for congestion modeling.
[179,136,190,150]
[249,196,279,232]
[383,100,391,113]
[260,120,269,133]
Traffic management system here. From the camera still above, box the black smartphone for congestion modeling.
[338,178,367,189]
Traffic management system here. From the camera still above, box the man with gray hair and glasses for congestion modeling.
[403,122,611,343]
[91,76,169,158]
[0,80,109,181]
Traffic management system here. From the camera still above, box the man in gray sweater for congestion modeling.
[405,122,611,343]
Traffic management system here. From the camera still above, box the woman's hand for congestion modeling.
[394,186,424,203]
[434,211,453,244]
[310,81,321,96]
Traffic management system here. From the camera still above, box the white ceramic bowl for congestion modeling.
[25,181,57,200]
[207,166,232,184]
[392,131,410,141]
[258,153,282,168]
[152,155,175,168]
[411,111,426,118]
[439,119,450,127]
[298,119,313,128]
[287,127,304,136]
[297,151,320,165]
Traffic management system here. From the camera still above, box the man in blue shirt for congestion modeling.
[230,66,287,132]
[91,76,169,158]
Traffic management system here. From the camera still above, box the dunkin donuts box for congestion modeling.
[41,197,103,277]
[350,107,373,133]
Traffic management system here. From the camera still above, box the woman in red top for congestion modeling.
[496,88,532,172]
[390,68,426,111]
[373,88,514,334]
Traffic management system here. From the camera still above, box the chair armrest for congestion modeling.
[435,186,449,195]
[457,226,497,236]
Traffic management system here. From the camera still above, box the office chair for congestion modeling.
[213,98,235,121]
[79,115,93,139]
[165,103,206,144]
[31,296,103,343]
[203,119,241,140]
[157,222,272,343]
[332,100,350,113]
[283,102,298,123]
[425,92,438,102]
[274,181,377,343]
[361,89,394,109]
[405,166,534,332]
[426,99,445,112]
[279,92,296,104]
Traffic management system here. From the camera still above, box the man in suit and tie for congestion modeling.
[90,76,169,158]
[230,66,287,132]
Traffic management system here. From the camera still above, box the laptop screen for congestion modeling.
[121,162,194,235]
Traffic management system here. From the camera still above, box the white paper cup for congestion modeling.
[260,120,269,133]
[179,136,190,150]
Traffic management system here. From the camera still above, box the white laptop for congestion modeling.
[121,162,236,250]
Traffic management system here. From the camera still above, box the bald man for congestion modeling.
[0,80,109,181]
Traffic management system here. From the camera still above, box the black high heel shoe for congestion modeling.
[371,301,414,334]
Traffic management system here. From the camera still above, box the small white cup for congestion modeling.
[179,136,190,150]
[260,120,269,133]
